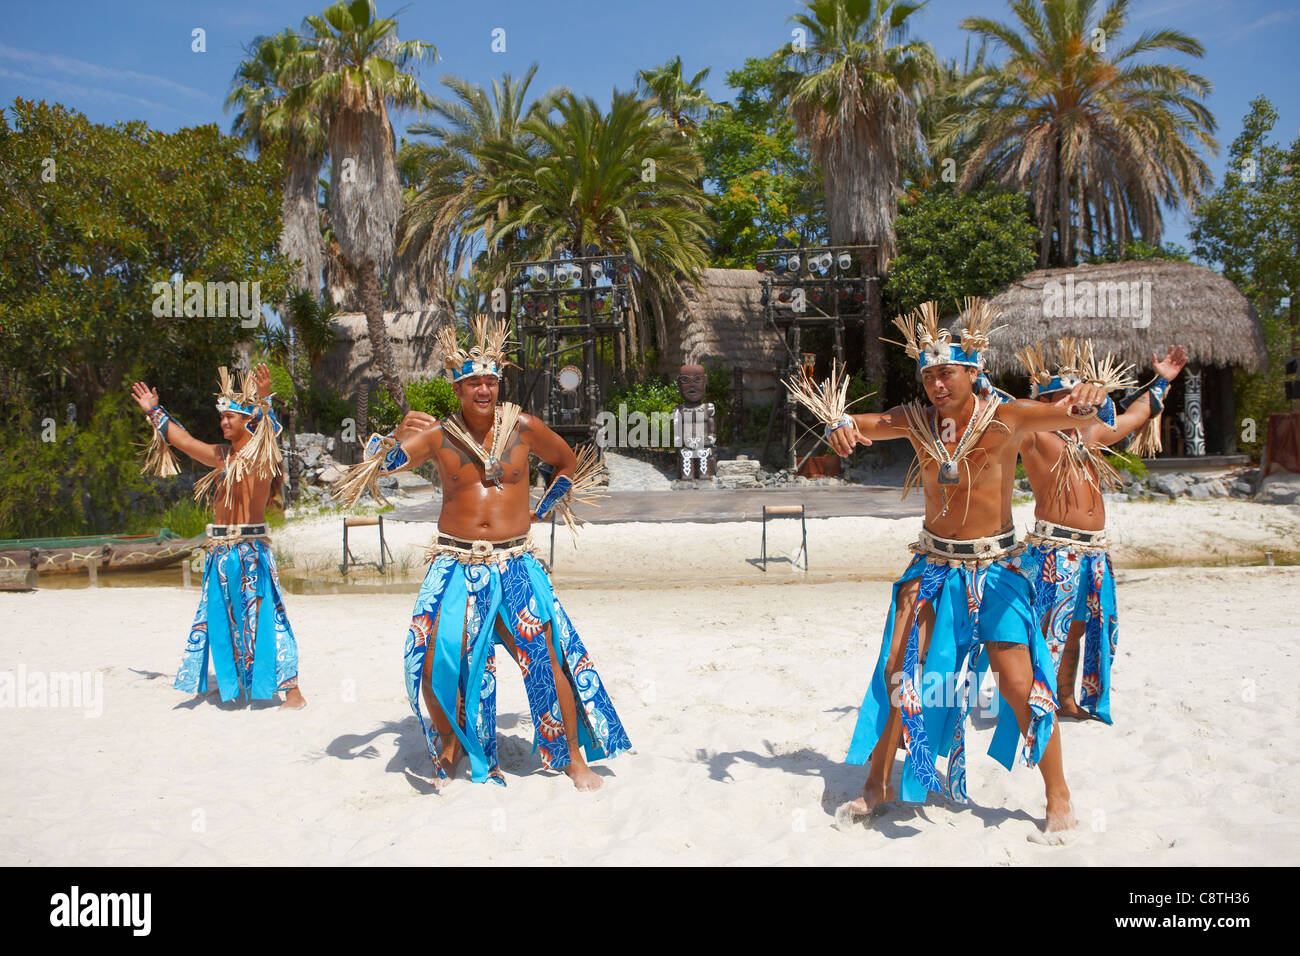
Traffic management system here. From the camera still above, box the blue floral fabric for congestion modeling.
[846,550,1058,803]
[403,551,631,785]
[175,540,299,701]
[1029,542,1118,723]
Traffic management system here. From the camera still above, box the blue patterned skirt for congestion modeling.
[404,551,631,785]
[1029,541,1118,723]
[174,540,299,702]
[846,548,1058,803]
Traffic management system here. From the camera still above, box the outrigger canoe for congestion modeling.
[0,529,204,575]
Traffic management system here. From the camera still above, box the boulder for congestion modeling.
[1152,474,1188,497]
[1256,470,1300,505]
[716,458,762,479]
[1231,480,1254,497]
[317,464,346,485]
[1187,484,1211,500]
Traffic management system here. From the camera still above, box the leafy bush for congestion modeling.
[0,391,181,538]
[129,497,213,538]
[369,377,460,434]
[603,376,680,419]
[1109,449,1148,478]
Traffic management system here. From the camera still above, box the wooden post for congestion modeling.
[87,556,98,588]
[182,555,192,588]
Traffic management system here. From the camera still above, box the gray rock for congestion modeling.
[1147,490,1171,502]
[1256,470,1300,505]
[294,432,334,452]
[716,458,762,479]
[1103,491,1127,503]
[1152,474,1188,497]
[1187,484,1211,500]
[1231,480,1254,497]
[317,465,346,484]
[1205,479,1228,498]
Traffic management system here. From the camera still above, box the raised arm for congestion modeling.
[1088,346,1187,447]
[131,381,225,469]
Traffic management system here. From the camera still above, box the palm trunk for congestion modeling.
[357,259,408,413]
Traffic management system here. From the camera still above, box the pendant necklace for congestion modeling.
[931,402,980,516]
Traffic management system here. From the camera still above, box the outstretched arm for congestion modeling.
[826,407,913,457]
[1089,346,1187,447]
[998,382,1110,436]
[130,381,224,469]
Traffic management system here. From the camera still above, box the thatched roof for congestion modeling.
[983,260,1266,374]
[672,268,786,403]
[315,309,454,406]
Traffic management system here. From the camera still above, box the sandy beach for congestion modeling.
[3,499,1299,865]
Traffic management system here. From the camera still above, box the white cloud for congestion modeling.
[0,41,213,104]
[0,66,186,115]
[1229,8,1300,40]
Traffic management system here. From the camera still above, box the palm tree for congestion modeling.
[477,90,712,368]
[941,0,1217,266]
[289,0,436,410]
[636,56,713,137]
[395,65,565,315]
[908,43,989,194]
[227,28,329,445]
[774,0,938,380]
[228,29,327,298]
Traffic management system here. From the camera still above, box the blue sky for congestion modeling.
[2,0,1297,256]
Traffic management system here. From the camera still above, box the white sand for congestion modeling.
[2,499,1299,865]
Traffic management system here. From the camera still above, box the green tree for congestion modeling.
[636,56,713,138]
[1191,96,1300,454]
[396,66,564,313]
[774,0,939,380]
[884,187,1038,316]
[944,0,1217,266]
[479,90,712,365]
[289,0,437,412]
[0,99,291,424]
[699,56,827,266]
[0,99,292,535]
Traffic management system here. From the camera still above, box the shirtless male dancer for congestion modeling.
[337,317,630,791]
[132,364,306,709]
[820,300,1107,835]
[1019,341,1187,721]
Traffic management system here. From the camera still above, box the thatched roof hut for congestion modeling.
[984,260,1266,375]
[986,260,1266,458]
[315,309,453,407]
[667,268,786,403]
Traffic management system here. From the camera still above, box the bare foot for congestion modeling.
[835,780,895,828]
[1056,698,1099,721]
[563,758,603,792]
[1045,789,1075,830]
[279,687,307,710]
[428,738,463,792]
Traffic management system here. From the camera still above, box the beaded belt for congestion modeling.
[1026,519,1109,549]
[910,525,1022,567]
[426,533,535,564]
[204,523,270,547]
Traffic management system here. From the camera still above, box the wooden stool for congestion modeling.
[761,504,807,571]
[342,515,394,574]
